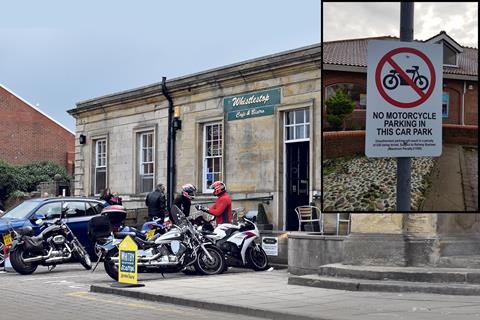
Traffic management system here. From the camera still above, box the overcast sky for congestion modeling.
[324,2,478,47]
[1,1,320,132]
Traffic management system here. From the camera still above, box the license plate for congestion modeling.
[146,230,155,240]
[3,233,12,247]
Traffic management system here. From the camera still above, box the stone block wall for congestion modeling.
[288,233,345,275]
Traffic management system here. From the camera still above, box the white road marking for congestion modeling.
[20,275,84,281]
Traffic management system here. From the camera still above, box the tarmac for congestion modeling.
[91,268,480,320]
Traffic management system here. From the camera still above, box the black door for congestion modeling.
[286,142,309,231]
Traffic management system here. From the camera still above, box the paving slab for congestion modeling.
[91,269,480,320]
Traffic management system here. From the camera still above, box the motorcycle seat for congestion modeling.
[17,226,34,236]
[113,231,136,239]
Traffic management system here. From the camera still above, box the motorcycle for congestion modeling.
[194,205,269,271]
[89,205,166,261]
[8,205,92,274]
[102,205,225,281]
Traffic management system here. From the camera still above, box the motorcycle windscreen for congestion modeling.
[170,205,187,227]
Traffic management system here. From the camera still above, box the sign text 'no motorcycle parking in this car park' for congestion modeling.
[365,40,443,157]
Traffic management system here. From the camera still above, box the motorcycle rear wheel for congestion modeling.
[194,246,225,275]
[104,248,119,281]
[246,245,269,271]
[10,247,38,275]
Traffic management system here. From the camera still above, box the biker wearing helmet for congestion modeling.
[197,181,232,225]
[173,183,196,217]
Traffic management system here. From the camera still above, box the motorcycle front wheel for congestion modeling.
[246,245,269,271]
[10,247,38,275]
[194,246,225,275]
[73,241,92,270]
[104,248,119,281]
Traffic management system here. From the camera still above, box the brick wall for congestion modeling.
[323,71,478,129]
[323,130,366,159]
[323,125,478,159]
[0,86,75,173]
[443,124,478,145]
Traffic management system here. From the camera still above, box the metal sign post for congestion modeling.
[397,2,414,211]
[365,2,442,211]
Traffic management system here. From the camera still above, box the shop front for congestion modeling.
[68,43,321,240]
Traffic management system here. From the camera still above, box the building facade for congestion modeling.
[0,84,75,175]
[68,44,321,232]
[323,31,478,129]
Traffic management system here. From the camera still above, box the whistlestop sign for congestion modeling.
[365,40,443,157]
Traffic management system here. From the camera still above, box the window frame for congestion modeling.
[93,138,107,196]
[202,122,223,194]
[284,108,310,143]
[442,92,449,119]
[137,130,155,194]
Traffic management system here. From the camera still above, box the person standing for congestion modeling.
[173,184,197,217]
[145,184,168,221]
[197,181,232,225]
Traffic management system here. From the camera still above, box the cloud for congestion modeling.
[324,2,478,47]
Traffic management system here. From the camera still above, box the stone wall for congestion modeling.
[288,233,345,275]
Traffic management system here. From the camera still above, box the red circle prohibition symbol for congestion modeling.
[375,47,436,108]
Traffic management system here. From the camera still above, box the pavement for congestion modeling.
[91,268,480,320]
[421,144,478,211]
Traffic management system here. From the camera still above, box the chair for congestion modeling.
[336,212,351,235]
[295,206,323,233]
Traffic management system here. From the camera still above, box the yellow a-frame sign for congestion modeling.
[118,235,138,284]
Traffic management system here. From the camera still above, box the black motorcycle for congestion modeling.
[8,206,92,274]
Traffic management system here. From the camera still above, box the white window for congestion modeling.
[94,139,107,195]
[285,109,310,142]
[203,123,223,193]
[138,131,154,193]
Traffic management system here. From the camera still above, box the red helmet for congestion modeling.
[211,181,226,196]
[182,184,197,199]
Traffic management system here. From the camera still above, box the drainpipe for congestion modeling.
[461,81,466,125]
[162,77,175,210]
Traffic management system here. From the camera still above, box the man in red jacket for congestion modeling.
[197,181,232,225]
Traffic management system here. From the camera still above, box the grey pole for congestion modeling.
[397,2,414,211]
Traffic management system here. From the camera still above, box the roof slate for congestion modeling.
[324,36,478,77]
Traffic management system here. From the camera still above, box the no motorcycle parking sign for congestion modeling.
[365,40,443,157]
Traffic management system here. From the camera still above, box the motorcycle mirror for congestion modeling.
[34,213,46,220]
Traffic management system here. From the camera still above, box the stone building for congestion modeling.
[67,44,321,232]
[0,84,75,175]
[323,31,478,129]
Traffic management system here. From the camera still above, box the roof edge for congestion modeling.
[69,42,321,114]
[0,84,75,135]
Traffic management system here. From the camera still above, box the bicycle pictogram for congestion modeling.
[382,65,429,90]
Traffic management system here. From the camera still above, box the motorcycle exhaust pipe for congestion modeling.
[137,261,177,266]
[44,253,72,264]
[110,252,163,263]
[23,248,53,263]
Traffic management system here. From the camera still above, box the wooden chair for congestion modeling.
[295,206,323,233]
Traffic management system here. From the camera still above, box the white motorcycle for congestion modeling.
[194,205,269,271]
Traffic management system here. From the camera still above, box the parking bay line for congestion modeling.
[67,291,202,317]
[18,275,86,282]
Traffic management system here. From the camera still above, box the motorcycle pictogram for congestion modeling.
[382,65,429,90]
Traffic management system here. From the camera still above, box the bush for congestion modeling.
[0,160,18,202]
[0,160,70,202]
[18,161,69,192]
[325,90,355,131]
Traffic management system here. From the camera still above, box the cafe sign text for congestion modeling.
[224,88,281,121]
